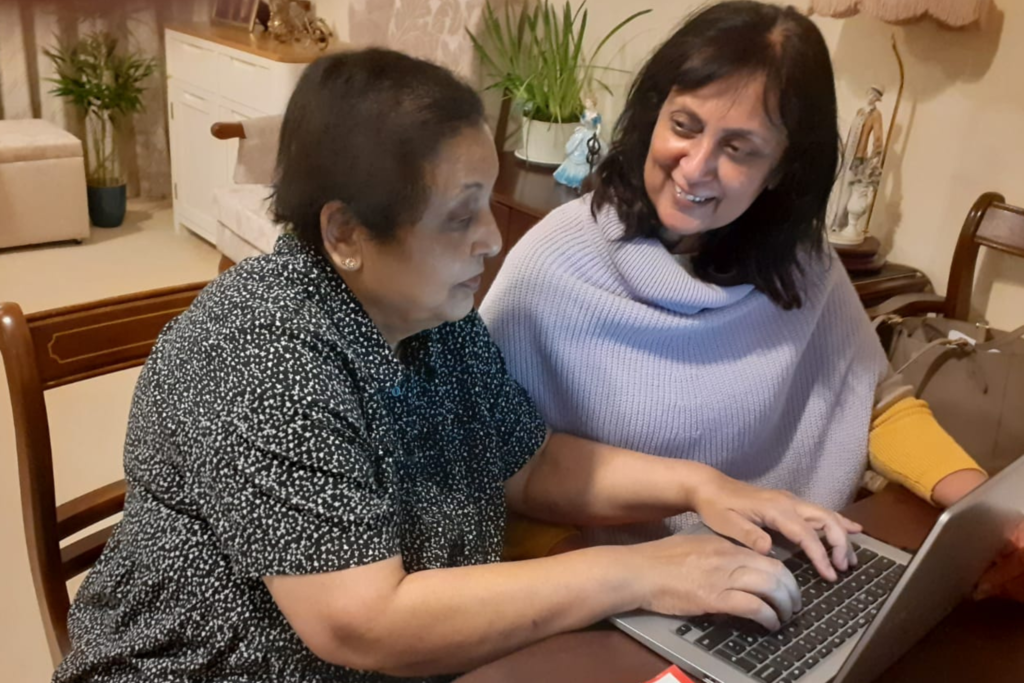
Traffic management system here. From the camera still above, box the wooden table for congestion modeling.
[457,486,1024,683]
[478,154,934,308]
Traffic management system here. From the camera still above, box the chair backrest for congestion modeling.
[944,192,1024,321]
[0,282,206,661]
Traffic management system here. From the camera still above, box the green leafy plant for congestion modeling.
[44,31,157,187]
[468,1,650,123]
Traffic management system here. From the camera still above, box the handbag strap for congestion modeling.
[976,323,1024,352]
[893,337,972,376]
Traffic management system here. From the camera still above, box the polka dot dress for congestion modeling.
[53,234,547,683]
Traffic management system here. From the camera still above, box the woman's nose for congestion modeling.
[475,210,502,258]
[677,138,718,184]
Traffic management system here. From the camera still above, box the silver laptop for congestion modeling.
[612,455,1024,683]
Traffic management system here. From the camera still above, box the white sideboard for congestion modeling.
[164,25,318,244]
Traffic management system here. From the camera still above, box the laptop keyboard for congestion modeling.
[675,543,906,682]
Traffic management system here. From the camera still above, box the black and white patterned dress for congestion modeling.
[53,234,547,683]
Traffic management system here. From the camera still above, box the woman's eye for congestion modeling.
[452,215,474,229]
[672,121,696,137]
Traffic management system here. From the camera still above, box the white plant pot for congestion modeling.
[516,118,578,167]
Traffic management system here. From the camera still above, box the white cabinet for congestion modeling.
[165,26,313,244]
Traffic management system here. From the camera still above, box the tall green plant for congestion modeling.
[44,31,156,187]
[468,1,650,123]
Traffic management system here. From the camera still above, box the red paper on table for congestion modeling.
[643,664,696,683]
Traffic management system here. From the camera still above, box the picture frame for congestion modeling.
[211,0,261,31]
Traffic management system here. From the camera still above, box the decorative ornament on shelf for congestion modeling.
[829,84,885,247]
[267,0,333,50]
[828,35,906,272]
[554,97,604,191]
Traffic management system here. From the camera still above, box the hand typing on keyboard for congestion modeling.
[685,468,862,582]
[627,534,801,631]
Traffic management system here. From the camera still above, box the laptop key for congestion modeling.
[758,638,783,654]
[796,633,823,650]
[875,556,896,572]
[795,571,816,588]
[784,641,811,661]
[689,615,717,631]
[696,626,734,651]
[820,594,843,613]
[746,647,772,664]
[772,652,799,671]
[728,656,759,673]
[675,623,693,637]
[755,663,784,682]
[803,582,826,603]
[788,665,808,680]
[856,546,878,564]
[784,556,808,573]
[719,638,749,657]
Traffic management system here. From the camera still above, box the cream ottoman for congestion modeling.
[0,119,89,250]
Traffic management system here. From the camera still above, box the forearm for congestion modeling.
[336,546,638,676]
[511,432,712,526]
[869,397,986,505]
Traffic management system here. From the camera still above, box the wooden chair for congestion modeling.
[870,192,1024,321]
[0,282,206,661]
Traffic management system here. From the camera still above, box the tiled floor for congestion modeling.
[0,201,220,681]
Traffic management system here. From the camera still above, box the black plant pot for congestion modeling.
[87,184,127,228]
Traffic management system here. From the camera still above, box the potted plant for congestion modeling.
[468,1,650,166]
[45,31,156,228]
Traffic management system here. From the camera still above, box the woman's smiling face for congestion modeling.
[643,73,788,239]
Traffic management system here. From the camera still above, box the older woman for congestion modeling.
[53,49,865,683]
[481,1,991,543]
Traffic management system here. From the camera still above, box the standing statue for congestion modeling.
[554,98,603,190]
[829,86,885,245]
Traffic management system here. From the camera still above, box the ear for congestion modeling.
[320,200,366,273]
[765,164,785,191]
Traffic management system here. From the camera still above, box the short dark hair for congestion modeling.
[272,48,486,248]
[592,1,840,310]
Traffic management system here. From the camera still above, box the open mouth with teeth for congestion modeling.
[673,183,715,205]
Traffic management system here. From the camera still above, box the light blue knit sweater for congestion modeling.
[481,195,889,545]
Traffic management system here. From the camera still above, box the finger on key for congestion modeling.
[817,513,852,572]
[772,511,837,582]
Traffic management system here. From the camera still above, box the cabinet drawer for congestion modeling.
[166,31,218,93]
[217,51,276,112]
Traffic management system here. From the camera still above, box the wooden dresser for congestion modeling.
[164,23,337,244]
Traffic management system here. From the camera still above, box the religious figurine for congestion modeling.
[829,85,885,245]
[554,99,603,190]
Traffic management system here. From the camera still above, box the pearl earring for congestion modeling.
[341,258,359,271]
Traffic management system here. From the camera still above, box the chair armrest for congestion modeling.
[867,292,947,319]
[211,122,246,140]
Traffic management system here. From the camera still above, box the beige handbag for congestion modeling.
[874,316,1024,474]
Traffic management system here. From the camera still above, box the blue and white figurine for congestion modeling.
[554,100,602,190]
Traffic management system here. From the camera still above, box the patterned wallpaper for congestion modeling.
[348,0,499,78]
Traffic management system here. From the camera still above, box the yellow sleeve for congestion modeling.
[869,397,986,504]
[501,514,581,562]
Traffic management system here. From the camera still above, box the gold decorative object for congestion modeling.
[267,0,333,50]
